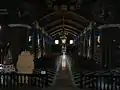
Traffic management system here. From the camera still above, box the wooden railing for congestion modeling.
[34,69,56,87]
[0,70,56,90]
[72,71,120,90]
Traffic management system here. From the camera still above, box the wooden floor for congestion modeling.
[15,54,91,90]
[42,67,78,90]
[42,55,89,90]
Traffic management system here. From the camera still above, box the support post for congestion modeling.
[91,22,95,60]
[41,36,44,57]
[83,34,86,57]
[32,24,38,70]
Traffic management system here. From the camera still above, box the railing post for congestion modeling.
[80,74,83,88]
[45,73,48,87]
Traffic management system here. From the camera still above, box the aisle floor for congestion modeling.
[43,67,80,90]
[42,55,91,90]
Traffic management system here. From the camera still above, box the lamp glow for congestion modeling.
[62,39,66,44]
[0,67,2,69]
[38,39,40,45]
[0,25,1,30]
[62,54,66,59]
[62,60,66,68]
[62,52,66,59]
[29,36,32,42]
[97,36,100,43]
[41,71,46,74]
[62,53,66,68]
[70,40,73,44]
[55,40,59,44]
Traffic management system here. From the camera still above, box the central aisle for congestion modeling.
[42,55,81,90]
[52,67,77,90]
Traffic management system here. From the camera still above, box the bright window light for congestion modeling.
[55,40,59,44]
[0,25,1,30]
[62,52,66,59]
[38,39,40,45]
[62,54,66,59]
[37,35,40,45]
[0,67,2,69]
[62,39,66,44]
[97,36,100,43]
[29,36,32,42]
[62,53,66,68]
[62,59,66,68]
[41,71,46,74]
[70,40,73,44]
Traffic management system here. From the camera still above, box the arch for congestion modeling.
[51,30,77,37]
[39,11,89,26]
[49,28,78,36]
[40,11,88,22]
[44,19,84,29]
[47,24,82,33]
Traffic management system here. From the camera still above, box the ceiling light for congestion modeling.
[55,40,59,44]
[70,40,73,44]
[0,25,1,30]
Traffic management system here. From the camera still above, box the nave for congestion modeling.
[42,55,80,90]
[0,0,120,90]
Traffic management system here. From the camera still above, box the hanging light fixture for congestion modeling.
[60,16,67,44]
[62,39,66,44]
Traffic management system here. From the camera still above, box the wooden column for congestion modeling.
[32,24,37,69]
[83,34,86,57]
[91,23,95,60]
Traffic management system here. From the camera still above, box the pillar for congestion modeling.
[83,34,86,57]
[91,23,95,60]
[31,24,38,70]
[80,34,83,56]
[83,33,87,58]
[42,36,45,56]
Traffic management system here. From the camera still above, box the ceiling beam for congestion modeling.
[47,24,82,33]
[49,28,78,35]
[39,11,89,22]
[44,19,85,29]
[51,30,77,37]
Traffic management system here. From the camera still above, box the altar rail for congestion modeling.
[74,73,120,90]
[0,72,49,90]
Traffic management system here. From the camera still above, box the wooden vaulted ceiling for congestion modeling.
[39,11,89,38]
[0,0,120,38]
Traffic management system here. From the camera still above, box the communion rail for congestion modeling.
[0,72,54,90]
[73,71,120,90]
